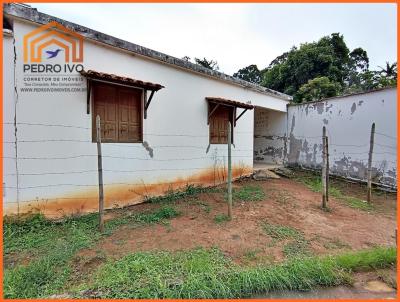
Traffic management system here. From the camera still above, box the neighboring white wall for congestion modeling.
[287,88,397,187]
[4,20,288,217]
[253,107,287,164]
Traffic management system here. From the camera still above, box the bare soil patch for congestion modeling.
[74,171,397,280]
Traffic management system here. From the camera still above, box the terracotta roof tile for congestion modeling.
[4,4,291,101]
[206,97,254,110]
[80,70,164,91]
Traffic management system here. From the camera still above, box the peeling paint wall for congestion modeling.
[253,107,287,164]
[2,19,289,217]
[287,88,397,187]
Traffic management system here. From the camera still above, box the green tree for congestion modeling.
[378,61,397,79]
[345,62,397,94]
[262,33,352,96]
[233,64,262,84]
[349,48,369,72]
[194,57,219,71]
[345,48,370,89]
[295,76,341,103]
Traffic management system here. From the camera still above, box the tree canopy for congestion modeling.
[233,64,262,84]
[182,56,220,71]
[233,33,396,103]
[295,77,341,103]
[194,57,219,71]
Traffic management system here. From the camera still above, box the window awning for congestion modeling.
[80,70,164,91]
[205,97,254,110]
[80,70,164,118]
[206,97,254,126]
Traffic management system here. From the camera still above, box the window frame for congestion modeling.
[91,81,144,143]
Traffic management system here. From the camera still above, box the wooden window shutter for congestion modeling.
[209,104,233,144]
[93,82,143,143]
[118,88,142,142]
[93,84,118,142]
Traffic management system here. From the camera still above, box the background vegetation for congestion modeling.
[191,33,397,103]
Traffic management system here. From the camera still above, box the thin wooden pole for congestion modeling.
[227,121,233,220]
[96,115,104,232]
[322,126,327,209]
[367,122,375,203]
[326,135,329,202]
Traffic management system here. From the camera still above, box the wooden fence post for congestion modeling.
[367,122,375,203]
[227,121,233,220]
[322,126,328,209]
[326,135,329,202]
[96,115,105,232]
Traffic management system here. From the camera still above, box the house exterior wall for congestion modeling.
[3,31,18,205]
[3,19,288,217]
[287,88,397,188]
[253,107,287,164]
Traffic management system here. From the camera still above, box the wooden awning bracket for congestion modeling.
[144,90,156,119]
[86,79,92,114]
[235,108,248,123]
[207,103,220,125]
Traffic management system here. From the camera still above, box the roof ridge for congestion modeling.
[4,3,292,101]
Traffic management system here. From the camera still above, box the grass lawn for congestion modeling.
[3,206,180,298]
[294,173,375,211]
[3,177,397,298]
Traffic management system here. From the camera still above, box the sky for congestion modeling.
[31,3,397,75]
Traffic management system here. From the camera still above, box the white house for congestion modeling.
[3,3,291,217]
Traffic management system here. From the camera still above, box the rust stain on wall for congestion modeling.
[4,165,253,218]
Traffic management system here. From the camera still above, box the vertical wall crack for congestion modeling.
[12,34,20,216]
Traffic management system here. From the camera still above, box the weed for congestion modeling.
[3,206,180,298]
[334,247,396,272]
[202,204,212,214]
[231,185,265,202]
[283,239,312,258]
[275,191,293,205]
[261,223,311,258]
[266,239,278,248]
[323,238,351,250]
[262,223,303,241]
[214,214,230,224]
[145,185,216,204]
[4,214,101,298]
[299,176,341,198]
[296,175,374,212]
[75,246,397,299]
[243,249,259,262]
[190,200,212,214]
[342,196,374,211]
[134,206,180,224]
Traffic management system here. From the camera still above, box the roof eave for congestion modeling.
[4,3,292,101]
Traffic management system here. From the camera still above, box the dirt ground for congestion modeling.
[73,171,397,277]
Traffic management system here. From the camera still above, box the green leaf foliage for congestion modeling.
[233,33,396,103]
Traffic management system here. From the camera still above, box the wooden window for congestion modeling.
[92,82,143,143]
[209,103,234,144]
